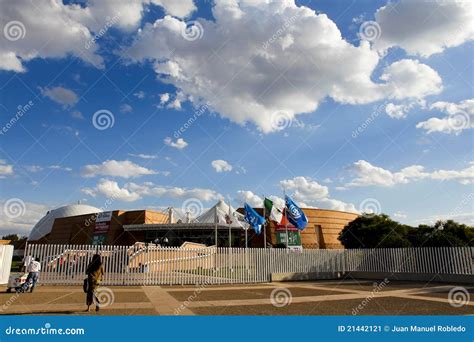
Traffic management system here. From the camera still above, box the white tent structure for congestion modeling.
[196,199,246,228]
[196,199,248,247]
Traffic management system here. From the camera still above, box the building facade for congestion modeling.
[29,205,358,249]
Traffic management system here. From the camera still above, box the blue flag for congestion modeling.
[285,195,308,230]
[244,203,265,234]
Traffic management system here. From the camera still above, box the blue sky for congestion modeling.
[0,0,472,236]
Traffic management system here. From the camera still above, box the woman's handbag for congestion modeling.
[83,278,89,293]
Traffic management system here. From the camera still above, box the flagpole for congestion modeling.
[228,197,232,248]
[262,195,267,249]
[214,205,218,248]
[284,192,289,249]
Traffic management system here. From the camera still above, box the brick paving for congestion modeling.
[0,280,472,316]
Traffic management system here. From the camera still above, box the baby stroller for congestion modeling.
[6,273,28,293]
[17,275,34,293]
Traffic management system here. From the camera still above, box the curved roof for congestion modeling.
[28,204,101,241]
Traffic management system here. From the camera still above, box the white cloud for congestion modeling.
[211,160,233,173]
[0,200,49,236]
[279,176,356,212]
[120,104,133,113]
[40,86,79,108]
[430,163,474,185]
[159,93,170,105]
[128,153,158,160]
[281,176,329,202]
[373,0,474,57]
[151,0,196,18]
[0,0,103,72]
[133,91,146,99]
[0,160,14,178]
[81,160,157,178]
[127,1,442,133]
[236,191,262,207]
[0,0,196,73]
[345,160,473,187]
[385,99,425,119]
[416,99,474,135]
[82,179,141,202]
[48,165,72,172]
[83,179,221,203]
[164,137,188,149]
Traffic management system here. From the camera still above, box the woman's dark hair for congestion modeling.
[86,254,102,274]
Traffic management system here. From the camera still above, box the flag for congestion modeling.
[285,195,308,230]
[244,203,265,234]
[264,197,284,224]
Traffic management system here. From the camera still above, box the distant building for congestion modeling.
[28,202,358,249]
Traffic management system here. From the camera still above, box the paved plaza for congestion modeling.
[0,279,473,316]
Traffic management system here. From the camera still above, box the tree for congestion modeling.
[1,234,21,242]
[338,214,412,249]
[408,220,474,247]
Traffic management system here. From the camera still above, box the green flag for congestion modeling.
[264,197,284,224]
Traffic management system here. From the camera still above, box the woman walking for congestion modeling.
[85,254,104,312]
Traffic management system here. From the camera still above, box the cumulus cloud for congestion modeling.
[164,137,188,149]
[0,0,103,72]
[0,160,14,178]
[236,190,263,207]
[416,99,474,134]
[159,93,170,105]
[279,176,356,212]
[81,160,157,178]
[345,160,473,187]
[82,179,141,202]
[385,99,425,119]
[211,160,233,173]
[127,1,442,133]
[281,176,329,202]
[0,200,49,236]
[40,86,79,108]
[373,0,474,57]
[83,179,221,202]
[0,0,196,73]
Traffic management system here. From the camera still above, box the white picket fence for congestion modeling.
[24,244,474,286]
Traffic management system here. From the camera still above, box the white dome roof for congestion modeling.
[28,204,102,241]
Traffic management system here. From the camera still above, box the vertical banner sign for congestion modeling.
[92,211,112,244]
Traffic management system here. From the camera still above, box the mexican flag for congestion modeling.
[264,197,284,224]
